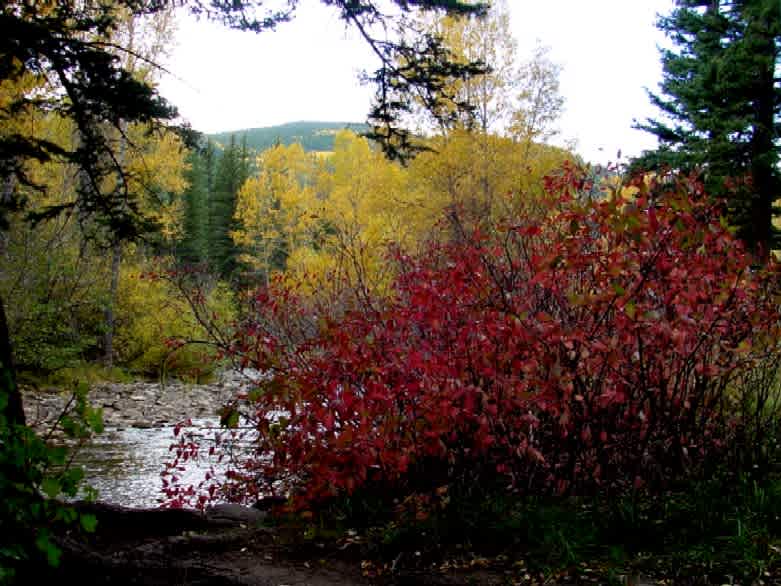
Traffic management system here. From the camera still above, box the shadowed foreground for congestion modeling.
[24,502,367,586]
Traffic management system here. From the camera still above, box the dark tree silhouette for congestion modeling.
[633,0,780,259]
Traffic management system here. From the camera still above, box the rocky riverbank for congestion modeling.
[22,370,256,432]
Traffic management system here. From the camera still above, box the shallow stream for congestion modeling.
[72,418,227,508]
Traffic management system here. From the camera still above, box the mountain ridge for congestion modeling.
[207,120,368,153]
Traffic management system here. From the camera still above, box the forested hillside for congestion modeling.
[208,121,369,153]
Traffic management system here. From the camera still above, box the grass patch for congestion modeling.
[19,362,134,389]
[20,357,221,389]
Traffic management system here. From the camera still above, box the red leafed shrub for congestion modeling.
[183,167,781,508]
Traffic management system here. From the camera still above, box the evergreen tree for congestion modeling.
[634,0,781,258]
[179,148,211,265]
[203,140,217,199]
[210,136,251,279]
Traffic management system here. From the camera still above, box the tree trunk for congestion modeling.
[747,7,778,263]
[103,112,128,367]
[0,291,25,426]
[0,168,24,426]
[103,240,121,367]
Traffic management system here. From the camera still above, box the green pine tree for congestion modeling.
[210,136,251,279]
[179,148,211,265]
[634,0,780,259]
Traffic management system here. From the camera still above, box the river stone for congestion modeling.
[205,503,267,524]
[22,370,251,433]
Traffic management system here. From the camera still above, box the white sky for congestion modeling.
[157,0,674,164]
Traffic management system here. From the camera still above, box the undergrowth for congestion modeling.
[296,473,781,583]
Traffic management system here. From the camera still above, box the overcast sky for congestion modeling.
[157,0,674,164]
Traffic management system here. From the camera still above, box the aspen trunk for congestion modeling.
[103,239,122,367]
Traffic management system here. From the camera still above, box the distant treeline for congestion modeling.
[208,121,369,153]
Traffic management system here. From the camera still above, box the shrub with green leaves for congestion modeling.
[0,383,102,583]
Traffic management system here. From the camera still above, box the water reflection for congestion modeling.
[73,418,227,508]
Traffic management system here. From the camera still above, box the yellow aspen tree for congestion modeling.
[509,43,565,156]
[100,6,183,366]
[408,130,573,237]
[285,131,412,301]
[406,0,516,134]
[232,143,319,286]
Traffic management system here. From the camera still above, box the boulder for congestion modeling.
[205,503,267,524]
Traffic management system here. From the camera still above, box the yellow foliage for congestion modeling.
[233,129,574,305]
[124,125,188,241]
[1,7,185,242]
[409,129,572,238]
[12,111,188,241]
[599,172,662,208]
[284,131,413,297]
[114,258,235,374]
[232,142,321,280]
[412,0,517,133]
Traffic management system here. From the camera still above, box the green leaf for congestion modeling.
[60,467,85,495]
[59,506,77,524]
[80,513,98,533]
[45,544,61,568]
[86,406,104,433]
[76,381,90,397]
[612,283,625,296]
[35,532,61,567]
[624,301,636,319]
[40,477,61,499]
[220,406,240,429]
[60,416,77,437]
[48,446,67,466]
[0,545,23,562]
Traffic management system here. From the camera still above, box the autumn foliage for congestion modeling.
[167,166,781,509]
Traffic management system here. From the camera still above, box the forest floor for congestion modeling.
[28,502,665,586]
[45,502,369,586]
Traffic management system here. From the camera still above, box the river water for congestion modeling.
[38,370,272,508]
[72,418,230,508]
